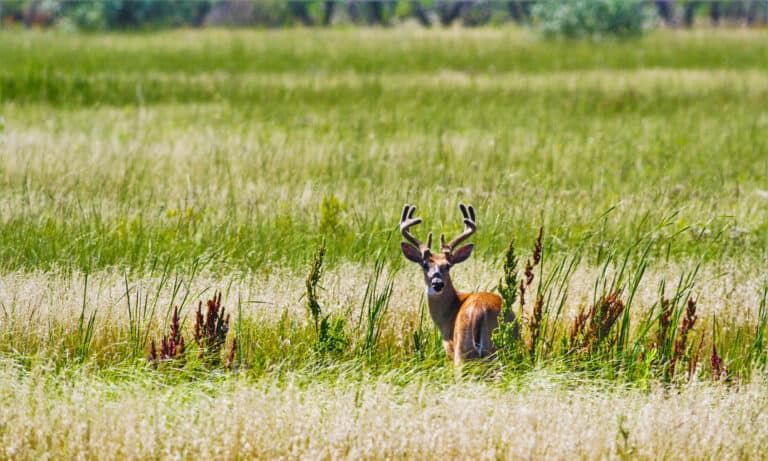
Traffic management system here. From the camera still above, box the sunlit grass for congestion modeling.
[1,76,766,271]
[3,365,768,460]
[1,28,768,458]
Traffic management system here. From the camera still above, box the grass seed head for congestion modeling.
[533,226,543,266]
[524,260,534,286]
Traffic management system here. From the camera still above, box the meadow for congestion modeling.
[1,28,768,459]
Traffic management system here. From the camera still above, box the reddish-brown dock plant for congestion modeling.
[148,305,185,367]
[670,297,698,377]
[569,291,625,354]
[194,292,230,364]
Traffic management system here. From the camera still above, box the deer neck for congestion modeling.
[426,280,462,341]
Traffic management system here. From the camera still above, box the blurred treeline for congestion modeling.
[0,0,766,31]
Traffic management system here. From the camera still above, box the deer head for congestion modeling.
[399,203,477,295]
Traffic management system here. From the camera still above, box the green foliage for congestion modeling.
[410,300,442,360]
[62,2,107,31]
[305,238,350,357]
[0,0,26,19]
[97,0,211,29]
[9,0,214,31]
[315,314,348,356]
[460,2,494,27]
[497,239,519,308]
[319,194,345,235]
[251,0,293,26]
[68,0,109,26]
[305,239,326,333]
[493,239,524,359]
[393,1,413,20]
[533,0,655,39]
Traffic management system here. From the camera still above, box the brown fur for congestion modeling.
[427,272,508,365]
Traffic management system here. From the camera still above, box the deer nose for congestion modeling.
[430,280,444,292]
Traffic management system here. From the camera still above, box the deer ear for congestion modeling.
[449,244,474,264]
[401,242,423,264]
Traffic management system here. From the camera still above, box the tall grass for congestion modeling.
[357,250,396,354]
[1,31,768,273]
[1,221,761,383]
[72,273,96,363]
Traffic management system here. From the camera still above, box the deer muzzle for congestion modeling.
[430,276,445,293]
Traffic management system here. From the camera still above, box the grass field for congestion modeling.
[1,28,768,459]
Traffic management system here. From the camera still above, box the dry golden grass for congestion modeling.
[2,363,767,460]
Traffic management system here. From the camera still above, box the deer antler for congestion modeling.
[400,204,432,256]
[441,202,476,253]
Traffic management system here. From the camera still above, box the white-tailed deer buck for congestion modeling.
[400,203,514,365]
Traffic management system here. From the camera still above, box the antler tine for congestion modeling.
[442,202,477,252]
[400,204,431,254]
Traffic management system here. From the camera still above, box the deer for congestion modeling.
[399,202,515,365]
